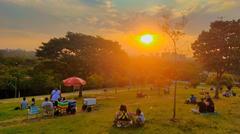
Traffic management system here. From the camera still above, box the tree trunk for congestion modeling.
[171,40,177,121]
[172,80,177,120]
[78,87,82,97]
[214,86,219,99]
[214,72,223,99]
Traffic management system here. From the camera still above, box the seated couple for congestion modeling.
[113,105,145,128]
[20,97,37,110]
[223,85,236,97]
[192,97,215,114]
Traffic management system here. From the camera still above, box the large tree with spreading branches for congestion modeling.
[192,19,240,98]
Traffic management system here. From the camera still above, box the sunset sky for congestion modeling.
[1,0,240,56]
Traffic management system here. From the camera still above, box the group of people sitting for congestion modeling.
[223,85,236,97]
[20,97,54,110]
[20,97,36,110]
[20,88,62,110]
[20,96,67,110]
[113,104,145,128]
[20,88,77,116]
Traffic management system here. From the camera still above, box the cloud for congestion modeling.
[1,0,240,55]
[175,0,240,14]
[1,0,86,17]
[205,0,239,13]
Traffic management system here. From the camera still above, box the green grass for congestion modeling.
[0,86,240,134]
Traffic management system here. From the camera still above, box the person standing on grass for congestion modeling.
[50,88,61,104]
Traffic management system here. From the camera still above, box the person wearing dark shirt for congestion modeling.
[192,98,207,113]
[205,98,215,113]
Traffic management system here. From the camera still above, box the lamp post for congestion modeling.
[13,62,24,98]
[172,39,177,121]
[15,62,20,98]
[162,17,186,121]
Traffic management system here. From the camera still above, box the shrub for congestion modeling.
[86,74,104,89]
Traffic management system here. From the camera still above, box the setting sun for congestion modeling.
[140,34,153,44]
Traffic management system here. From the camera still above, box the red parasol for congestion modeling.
[63,76,86,87]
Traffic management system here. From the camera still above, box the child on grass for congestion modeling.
[135,108,145,127]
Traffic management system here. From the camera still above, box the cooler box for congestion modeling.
[83,98,96,106]
[68,100,77,107]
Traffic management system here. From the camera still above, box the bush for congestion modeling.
[189,79,200,88]
[86,74,104,89]
[206,73,234,87]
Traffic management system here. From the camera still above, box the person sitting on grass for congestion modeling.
[223,85,236,97]
[205,98,215,113]
[164,87,170,95]
[136,91,147,98]
[134,108,145,127]
[192,98,207,114]
[199,89,206,95]
[185,94,197,104]
[20,97,28,110]
[31,98,36,106]
[42,97,54,115]
[113,104,133,128]
[41,97,53,109]
[204,92,211,99]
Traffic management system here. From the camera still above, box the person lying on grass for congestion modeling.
[136,91,147,98]
[113,104,133,128]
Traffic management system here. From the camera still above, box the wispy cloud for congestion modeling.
[1,0,86,17]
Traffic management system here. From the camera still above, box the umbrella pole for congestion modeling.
[73,86,75,98]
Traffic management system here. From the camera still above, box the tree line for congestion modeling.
[0,19,240,99]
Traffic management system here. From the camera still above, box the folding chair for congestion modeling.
[42,105,54,118]
[28,106,40,119]
[56,101,69,115]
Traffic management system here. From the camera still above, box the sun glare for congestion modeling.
[140,34,154,44]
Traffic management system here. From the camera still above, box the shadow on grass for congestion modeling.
[109,126,145,134]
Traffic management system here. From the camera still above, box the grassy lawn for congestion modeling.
[0,86,240,134]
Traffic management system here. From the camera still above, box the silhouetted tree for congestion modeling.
[36,32,128,97]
